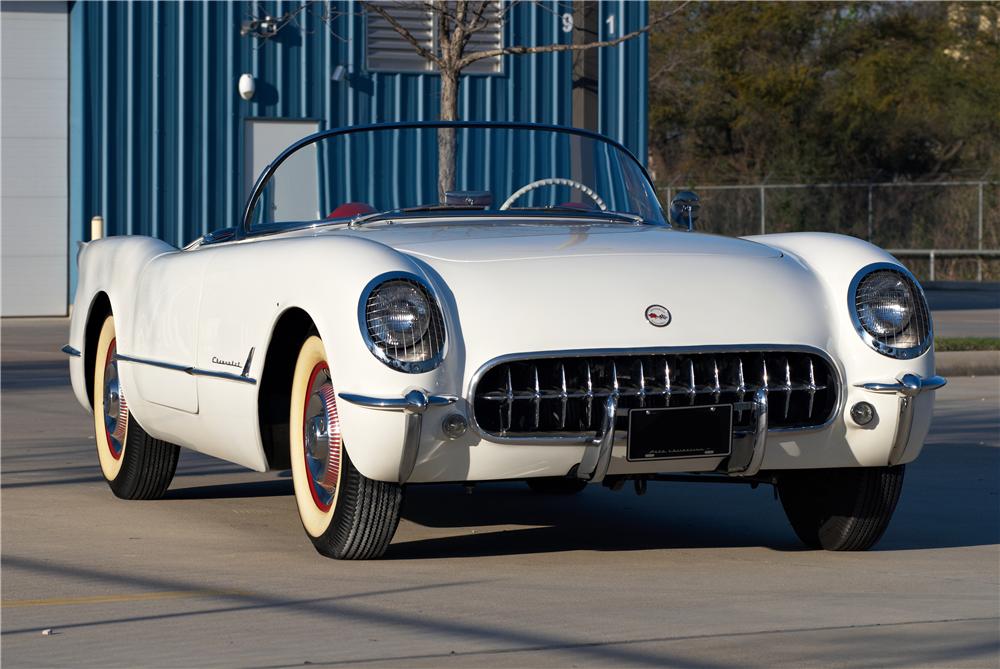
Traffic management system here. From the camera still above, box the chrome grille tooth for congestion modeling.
[736,356,746,422]
[688,359,697,405]
[584,361,593,429]
[559,363,568,430]
[712,358,721,397]
[762,356,770,393]
[663,358,672,407]
[502,368,514,435]
[806,358,817,419]
[637,359,646,408]
[531,365,541,430]
[783,358,793,420]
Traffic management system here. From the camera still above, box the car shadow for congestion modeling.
[157,433,998,558]
[164,479,294,500]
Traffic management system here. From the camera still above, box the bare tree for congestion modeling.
[359,1,688,197]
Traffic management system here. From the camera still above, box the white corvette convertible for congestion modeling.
[64,122,945,559]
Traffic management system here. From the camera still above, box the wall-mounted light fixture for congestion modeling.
[331,65,346,82]
[240,15,279,39]
[238,73,255,101]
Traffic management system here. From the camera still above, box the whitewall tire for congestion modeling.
[93,315,180,499]
[289,335,402,559]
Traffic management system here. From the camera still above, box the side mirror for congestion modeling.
[669,191,700,230]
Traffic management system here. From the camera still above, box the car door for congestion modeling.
[128,250,210,413]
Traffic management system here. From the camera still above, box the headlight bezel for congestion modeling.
[848,262,932,360]
[358,272,447,373]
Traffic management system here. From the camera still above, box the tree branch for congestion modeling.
[459,1,689,68]
[360,0,443,67]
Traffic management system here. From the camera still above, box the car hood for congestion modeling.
[342,220,781,263]
[335,221,835,366]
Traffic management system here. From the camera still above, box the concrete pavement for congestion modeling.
[2,318,998,668]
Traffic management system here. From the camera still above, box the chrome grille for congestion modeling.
[472,350,837,437]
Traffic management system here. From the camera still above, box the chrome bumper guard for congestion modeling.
[575,387,770,483]
[856,373,947,465]
[338,389,457,484]
[726,388,769,477]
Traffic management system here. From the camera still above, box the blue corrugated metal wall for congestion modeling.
[69,0,648,296]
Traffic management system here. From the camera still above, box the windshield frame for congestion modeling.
[239,120,664,239]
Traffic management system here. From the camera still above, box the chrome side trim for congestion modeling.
[61,345,81,357]
[338,389,458,484]
[848,262,933,360]
[856,373,947,465]
[114,353,258,385]
[467,344,844,444]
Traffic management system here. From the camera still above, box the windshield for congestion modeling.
[246,123,665,232]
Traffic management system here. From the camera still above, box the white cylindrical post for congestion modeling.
[90,215,104,241]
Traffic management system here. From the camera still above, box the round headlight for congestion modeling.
[362,276,445,372]
[856,271,914,337]
[851,265,931,359]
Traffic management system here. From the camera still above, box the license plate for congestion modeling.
[626,405,733,461]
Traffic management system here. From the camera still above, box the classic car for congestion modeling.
[64,121,945,559]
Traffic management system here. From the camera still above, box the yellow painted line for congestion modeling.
[2,589,247,608]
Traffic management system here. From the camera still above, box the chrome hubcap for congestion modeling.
[303,364,340,511]
[102,340,127,458]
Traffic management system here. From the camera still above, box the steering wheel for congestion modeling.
[499,177,608,212]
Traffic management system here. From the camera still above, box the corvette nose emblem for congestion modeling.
[645,305,671,327]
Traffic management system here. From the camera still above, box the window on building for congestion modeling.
[365,1,503,74]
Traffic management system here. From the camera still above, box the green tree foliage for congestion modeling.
[648,2,1000,184]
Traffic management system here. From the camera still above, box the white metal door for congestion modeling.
[0,3,69,316]
[243,119,320,217]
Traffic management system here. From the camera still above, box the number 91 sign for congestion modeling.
[560,12,616,35]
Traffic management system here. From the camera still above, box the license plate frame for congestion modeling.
[626,405,733,461]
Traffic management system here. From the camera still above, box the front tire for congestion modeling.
[93,315,179,499]
[289,335,402,559]
[777,465,905,551]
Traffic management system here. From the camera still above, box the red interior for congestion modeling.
[327,202,377,219]
[558,201,598,211]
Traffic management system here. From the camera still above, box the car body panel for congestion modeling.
[67,219,938,482]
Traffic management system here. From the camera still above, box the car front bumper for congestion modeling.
[338,372,945,484]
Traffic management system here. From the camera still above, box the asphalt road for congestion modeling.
[924,283,1000,339]
[2,318,998,668]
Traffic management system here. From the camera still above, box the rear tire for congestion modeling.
[777,465,905,551]
[289,335,402,560]
[526,477,588,495]
[93,315,179,500]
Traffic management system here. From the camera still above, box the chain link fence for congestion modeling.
[660,181,999,281]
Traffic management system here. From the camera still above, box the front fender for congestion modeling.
[746,232,938,467]
[68,236,177,413]
[193,234,452,480]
